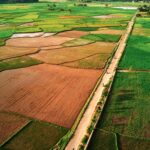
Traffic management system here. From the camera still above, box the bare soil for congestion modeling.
[0,64,101,128]
[57,30,88,38]
[6,36,74,48]
[0,111,29,145]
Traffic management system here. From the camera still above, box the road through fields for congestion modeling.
[65,12,137,150]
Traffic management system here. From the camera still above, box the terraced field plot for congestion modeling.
[31,42,116,69]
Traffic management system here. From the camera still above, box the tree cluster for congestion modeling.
[0,0,38,3]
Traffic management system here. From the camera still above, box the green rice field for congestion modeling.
[119,15,150,70]
[88,72,150,150]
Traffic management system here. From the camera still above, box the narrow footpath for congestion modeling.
[65,13,137,150]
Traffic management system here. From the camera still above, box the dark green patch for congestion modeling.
[118,134,150,150]
[97,72,150,138]
[0,56,42,71]
[87,129,118,150]
[73,27,99,31]
[119,35,150,70]
[82,34,121,42]
[2,121,68,150]
[109,26,126,30]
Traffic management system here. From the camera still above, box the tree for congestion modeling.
[0,0,38,3]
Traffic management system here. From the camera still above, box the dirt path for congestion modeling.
[65,13,137,150]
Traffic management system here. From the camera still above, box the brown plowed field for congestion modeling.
[0,112,29,145]
[0,46,38,60]
[6,36,74,48]
[57,30,88,38]
[0,64,101,128]
[30,42,116,65]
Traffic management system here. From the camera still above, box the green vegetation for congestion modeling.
[0,56,42,71]
[119,16,150,70]
[98,72,150,138]
[73,27,99,31]
[0,0,38,3]
[82,34,121,42]
[119,134,150,150]
[64,53,111,69]
[88,72,150,150]
[0,39,6,46]
[62,38,93,47]
[87,9,150,150]
[88,129,118,150]
[2,121,68,150]
[0,2,135,39]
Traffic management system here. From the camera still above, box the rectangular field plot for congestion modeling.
[2,121,68,150]
[0,56,42,71]
[119,35,150,70]
[119,16,150,70]
[87,129,118,150]
[97,72,150,138]
[31,42,116,69]
[0,111,29,145]
[0,64,101,128]
[88,129,150,150]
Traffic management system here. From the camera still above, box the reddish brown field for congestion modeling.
[0,112,29,145]
[57,30,88,38]
[0,64,101,128]
[6,36,73,48]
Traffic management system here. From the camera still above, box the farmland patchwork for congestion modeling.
[0,2,136,149]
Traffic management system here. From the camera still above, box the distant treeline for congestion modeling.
[70,0,150,2]
[0,0,38,3]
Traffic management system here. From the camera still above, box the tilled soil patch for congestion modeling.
[57,30,88,38]
[0,64,101,128]
[6,36,74,48]
[0,111,29,145]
